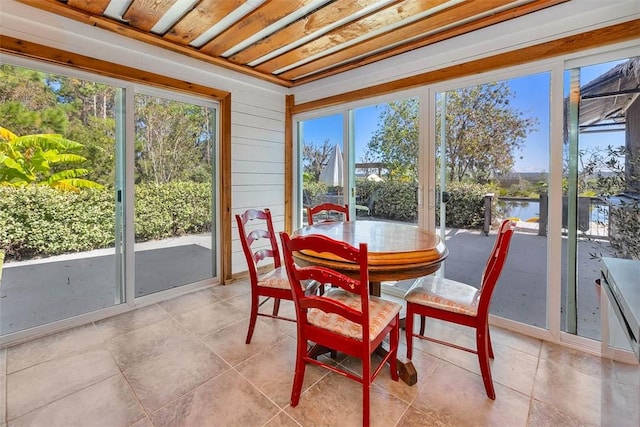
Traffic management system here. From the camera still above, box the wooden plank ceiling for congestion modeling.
[18,0,569,87]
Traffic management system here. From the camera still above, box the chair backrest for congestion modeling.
[279,232,370,338]
[477,219,516,316]
[235,208,281,285]
[306,203,350,225]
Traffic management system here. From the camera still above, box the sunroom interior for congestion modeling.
[1,0,639,426]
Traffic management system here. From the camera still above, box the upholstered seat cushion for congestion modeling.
[404,275,480,316]
[307,288,401,341]
[257,267,291,289]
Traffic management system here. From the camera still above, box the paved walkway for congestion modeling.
[1,227,611,340]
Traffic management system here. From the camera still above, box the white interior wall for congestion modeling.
[0,1,289,276]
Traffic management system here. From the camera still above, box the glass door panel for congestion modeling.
[562,57,638,340]
[351,97,419,224]
[0,64,123,336]
[435,73,550,329]
[133,93,216,297]
[298,114,344,226]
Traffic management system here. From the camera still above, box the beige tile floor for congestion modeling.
[1,280,638,427]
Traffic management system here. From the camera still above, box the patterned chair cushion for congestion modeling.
[307,288,401,341]
[257,267,291,290]
[404,275,480,316]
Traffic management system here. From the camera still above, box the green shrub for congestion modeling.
[135,181,211,240]
[435,181,493,229]
[609,201,640,260]
[302,181,329,206]
[369,180,418,222]
[0,181,211,260]
[0,186,114,259]
[356,179,492,227]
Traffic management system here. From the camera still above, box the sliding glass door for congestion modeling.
[132,92,217,297]
[297,113,344,225]
[293,47,638,356]
[296,96,421,228]
[562,56,639,341]
[0,63,124,336]
[434,72,551,330]
[351,97,420,224]
[0,60,219,342]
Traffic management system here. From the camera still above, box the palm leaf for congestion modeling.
[0,155,33,182]
[12,134,84,151]
[48,153,88,164]
[47,168,90,183]
[0,126,17,141]
[49,178,104,191]
[30,149,51,173]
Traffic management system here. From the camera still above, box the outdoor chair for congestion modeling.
[403,219,516,400]
[280,232,401,427]
[307,202,349,225]
[235,208,321,344]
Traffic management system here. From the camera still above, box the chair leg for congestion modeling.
[272,297,281,316]
[362,354,371,427]
[405,306,414,360]
[389,315,400,381]
[476,326,496,400]
[246,294,259,344]
[419,315,426,336]
[290,338,308,407]
[487,326,494,359]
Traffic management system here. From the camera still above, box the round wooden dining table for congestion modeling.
[291,219,449,385]
[292,220,448,295]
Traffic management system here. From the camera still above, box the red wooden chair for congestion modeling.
[306,202,349,225]
[280,232,401,427]
[235,208,320,344]
[404,219,516,400]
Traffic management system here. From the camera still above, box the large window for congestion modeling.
[294,48,639,358]
[562,56,639,342]
[434,72,551,331]
[0,60,219,341]
[297,96,420,227]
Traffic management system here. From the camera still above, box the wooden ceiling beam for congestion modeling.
[254,0,456,74]
[164,0,245,45]
[123,0,177,32]
[15,0,293,87]
[67,0,110,15]
[286,0,567,84]
[229,0,399,65]
[199,0,315,57]
[291,19,640,114]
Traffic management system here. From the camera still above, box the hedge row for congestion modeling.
[0,182,211,260]
[357,179,493,227]
[436,181,493,229]
[2,179,490,260]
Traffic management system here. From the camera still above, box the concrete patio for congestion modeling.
[0,226,610,341]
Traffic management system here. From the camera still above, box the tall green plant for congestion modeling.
[0,126,102,191]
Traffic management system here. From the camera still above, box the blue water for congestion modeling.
[499,200,540,221]
[498,200,608,223]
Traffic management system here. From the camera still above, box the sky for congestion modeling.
[300,58,628,174]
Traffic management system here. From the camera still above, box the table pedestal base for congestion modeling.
[374,341,417,386]
[309,342,417,386]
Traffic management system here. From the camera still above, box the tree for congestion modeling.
[365,98,419,180]
[134,95,212,184]
[438,83,537,183]
[0,126,103,191]
[364,85,537,184]
[302,138,333,181]
[0,64,118,185]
